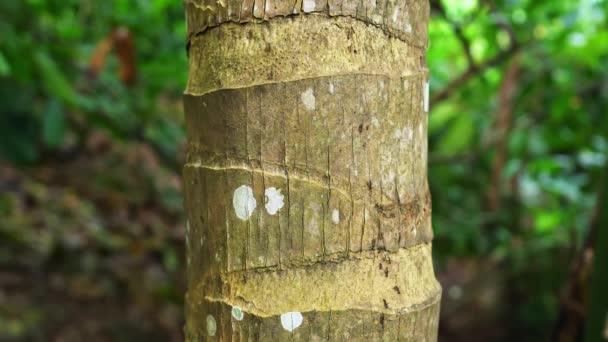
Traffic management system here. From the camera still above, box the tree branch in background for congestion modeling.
[431,0,476,68]
[584,172,608,341]
[428,112,538,166]
[430,0,524,107]
[429,133,501,165]
[479,0,518,44]
[552,176,605,341]
[487,54,521,213]
[431,43,522,107]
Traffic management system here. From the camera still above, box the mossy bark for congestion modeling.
[183,0,439,340]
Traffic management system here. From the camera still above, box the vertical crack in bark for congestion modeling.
[324,117,331,259]
[348,106,355,256]
[260,89,269,267]
[279,83,289,268]
[284,92,294,267]
[326,309,333,341]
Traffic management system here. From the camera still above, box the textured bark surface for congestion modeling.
[185,0,429,48]
[183,0,439,340]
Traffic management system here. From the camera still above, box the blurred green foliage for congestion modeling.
[427,0,607,339]
[429,0,608,255]
[0,0,187,165]
[1,1,188,340]
[0,0,606,341]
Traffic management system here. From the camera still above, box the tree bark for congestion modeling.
[182,0,440,340]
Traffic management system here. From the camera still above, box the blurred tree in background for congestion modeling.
[0,0,606,341]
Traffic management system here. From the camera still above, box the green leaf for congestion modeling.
[42,100,66,148]
[33,51,78,107]
[0,51,10,76]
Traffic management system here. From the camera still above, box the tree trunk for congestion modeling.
[182,0,440,340]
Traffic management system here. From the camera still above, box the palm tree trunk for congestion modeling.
[183,0,440,339]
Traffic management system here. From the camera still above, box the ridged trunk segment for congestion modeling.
[186,297,440,341]
[185,16,426,96]
[184,0,429,48]
[183,0,438,340]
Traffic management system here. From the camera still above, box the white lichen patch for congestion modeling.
[387,170,396,182]
[207,315,217,336]
[405,23,413,34]
[301,87,316,111]
[424,81,430,112]
[233,185,257,220]
[392,8,399,22]
[280,312,304,332]
[264,187,285,215]
[371,115,380,128]
[381,162,397,200]
[303,0,315,12]
[332,208,340,225]
[307,203,322,236]
[232,306,244,321]
[394,127,410,150]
